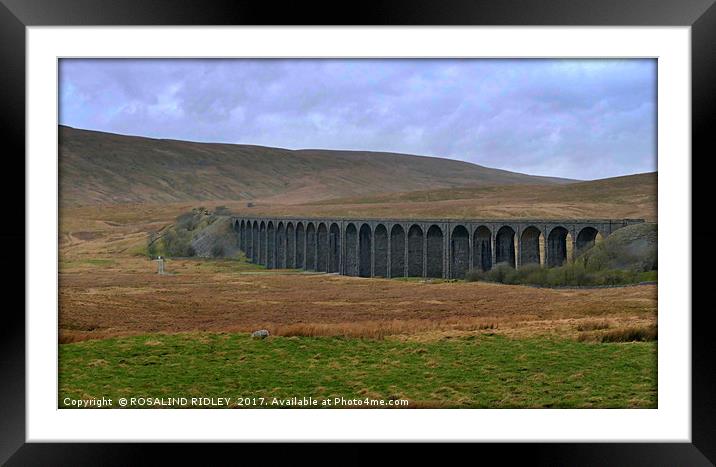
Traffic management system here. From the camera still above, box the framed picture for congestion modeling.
[4,0,714,462]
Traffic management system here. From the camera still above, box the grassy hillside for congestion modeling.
[225,172,657,221]
[59,125,572,206]
[312,172,656,206]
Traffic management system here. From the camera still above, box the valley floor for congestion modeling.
[59,256,657,343]
[57,203,658,409]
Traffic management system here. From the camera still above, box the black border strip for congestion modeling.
[2,0,714,463]
[0,0,26,464]
[691,0,716,462]
[1,0,714,25]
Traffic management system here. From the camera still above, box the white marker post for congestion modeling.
[155,255,165,275]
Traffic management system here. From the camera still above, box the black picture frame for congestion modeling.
[2,0,713,463]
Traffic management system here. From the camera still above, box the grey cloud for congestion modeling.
[59,58,656,180]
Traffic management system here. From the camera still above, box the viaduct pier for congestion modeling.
[232,216,644,279]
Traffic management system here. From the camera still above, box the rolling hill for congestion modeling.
[225,172,657,221]
[59,125,573,206]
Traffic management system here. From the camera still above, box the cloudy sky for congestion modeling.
[59,58,656,180]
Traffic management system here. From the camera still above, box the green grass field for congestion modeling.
[59,333,656,409]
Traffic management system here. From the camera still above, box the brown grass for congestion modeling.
[58,254,656,343]
[58,330,143,344]
[576,320,611,332]
[59,174,656,237]
[226,172,657,222]
[60,125,570,207]
[600,325,657,343]
[58,189,657,344]
[271,319,498,339]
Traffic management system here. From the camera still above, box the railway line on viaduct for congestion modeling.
[232,216,644,279]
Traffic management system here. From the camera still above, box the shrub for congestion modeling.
[465,269,482,282]
[519,263,547,286]
[146,232,159,258]
[487,263,516,283]
[157,207,237,258]
[175,212,199,231]
[211,244,225,258]
[580,223,657,272]
[464,260,654,288]
[161,229,195,257]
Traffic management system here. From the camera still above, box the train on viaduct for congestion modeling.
[232,217,644,279]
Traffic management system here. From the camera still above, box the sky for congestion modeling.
[59,58,656,180]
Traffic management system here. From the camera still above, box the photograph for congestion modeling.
[57,57,658,410]
[4,0,710,458]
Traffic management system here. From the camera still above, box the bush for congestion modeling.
[156,207,235,258]
[175,212,199,231]
[519,263,548,285]
[490,263,513,283]
[161,229,195,257]
[466,263,512,283]
[211,244,225,258]
[465,269,482,282]
[581,223,657,272]
[146,232,159,258]
[465,260,654,288]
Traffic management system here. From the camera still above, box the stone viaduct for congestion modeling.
[232,217,644,279]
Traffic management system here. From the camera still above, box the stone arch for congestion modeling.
[259,221,267,265]
[426,225,444,278]
[305,223,316,270]
[329,223,341,273]
[473,226,492,271]
[390,224,406,277]
[236,220,242,250]
[576,226,603,256]
[344,223,358,276]
[373,224,388,278]
[237,220,244,251]
[248,221,254,252]
[359,223,372,277]
[317,223,329,272]
[496,225,516,268]
[267,221,276,268]
[244,220,249,249]
[407,225,424,277]
[451,225,470,279]
[242,220,248,252]
[235,220,246,253]
[286,222,295,268]
[276,222,286,268]
[251,221,259,263]
[547,226,570,267]
[295,222,305,268]
[520,226,542,267]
